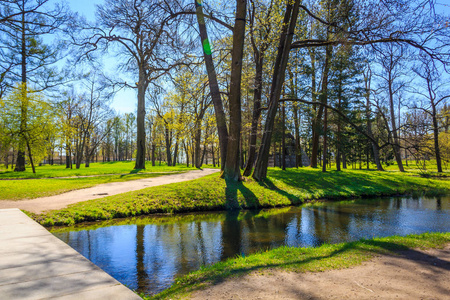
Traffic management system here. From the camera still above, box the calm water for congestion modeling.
[52,196,450,295]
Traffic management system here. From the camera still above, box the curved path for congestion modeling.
[0,168,220,214]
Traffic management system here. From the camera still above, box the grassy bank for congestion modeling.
[146,232,450,300]
[0,161,197,179]
[35,168,450,226]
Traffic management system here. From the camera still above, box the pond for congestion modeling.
[52,195,450,295]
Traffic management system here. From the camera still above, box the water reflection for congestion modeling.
[52,196,450,295]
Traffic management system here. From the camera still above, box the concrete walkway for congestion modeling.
[0,208,142,300]
[0,168,220,214]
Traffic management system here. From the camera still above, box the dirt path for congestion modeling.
[0,170,183,180]
[190,244,450,300]
[0,168,219,214]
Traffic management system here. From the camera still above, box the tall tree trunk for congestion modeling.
[282,101,286,170]
[243,53,264,176]
[336,116,341,172]
[273,140,277,167]
[253,0,300,181]
[151,143,156,166]
[293,103,301,167]
[322,107,328,172]
[85,140,90,168]
[321,42,332,173]
[194,123,202,168]
[223,0,247,182]
[432,109,443,173]
[195,1,228,170]
[239,135,244,169]
[366,145,370,169]
[165,126,172,166]
[364,68,384,171]
[212,144,216,167]
[135,72,147,169]
[309,49,320,168]
[342,153,347,169]
[184,142,189,167]
[336,74,343,171]
[173,140,179,166]
[15,10,27,172]
[201,143,207,166]
[25,139,35,174]
[388,74,404,172]
[289,68,302,168]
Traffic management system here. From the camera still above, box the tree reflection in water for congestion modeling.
[53,195,450,295]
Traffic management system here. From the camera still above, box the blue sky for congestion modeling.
[67,0,137,114]
[68,0,96,21]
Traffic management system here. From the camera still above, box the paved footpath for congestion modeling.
[0,208,142,300]
[0,168,220,214]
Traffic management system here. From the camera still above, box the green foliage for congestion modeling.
[148,232,450,300]
[35,168,450,226]
[0,84,55,166]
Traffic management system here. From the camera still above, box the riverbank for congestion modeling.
[151,233,448,300]
[33,168,450,226]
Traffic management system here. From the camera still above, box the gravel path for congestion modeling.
[0,168,219,214]
[190,244,450,300]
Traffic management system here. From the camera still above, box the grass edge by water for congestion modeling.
[143,232,450,300]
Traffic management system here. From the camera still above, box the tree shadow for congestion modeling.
[130,169,142,174]
[225,178,260,210]
[259,178,299,203]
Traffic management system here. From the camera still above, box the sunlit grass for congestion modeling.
[0,172,183,200]
[0,161,197,179]
[324,159,450,176]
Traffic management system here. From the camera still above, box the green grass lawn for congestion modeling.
[147,232,450,300]
[0,172,185,200]
[316,159,450,176]
[35,167,450,226]
[0,161,197,179]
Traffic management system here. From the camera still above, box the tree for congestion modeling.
[124,112,136,161]
[222,0,247,181]
[0,0,68,171]
[412,55,450,173]
[242,0,276,176]
[252,0,450,180]
[252,0,301,181]
[77,0,188,170]
[0,84,53,173]
[373,44,408,172]
[194,0,229,170]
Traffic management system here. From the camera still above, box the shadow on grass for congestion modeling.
[151,238,449,300]
[225,178,258,209]
[259,178,299,203]
[266,168,410,198]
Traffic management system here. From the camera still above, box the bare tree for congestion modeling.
[75,0,189,170]
[411,55,450,172]
[72,74,113,169]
